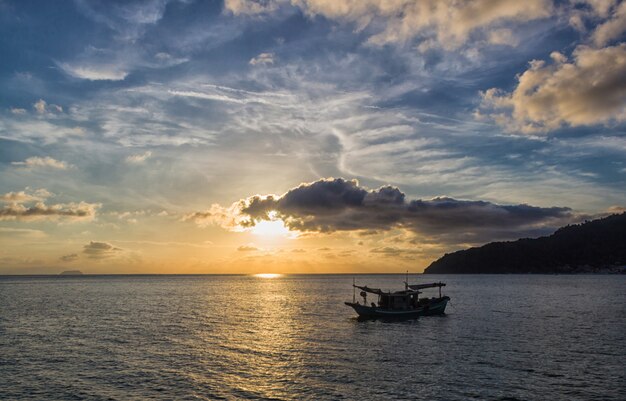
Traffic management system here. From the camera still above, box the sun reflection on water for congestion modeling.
[216,274,301,399]
[253,273,283,279]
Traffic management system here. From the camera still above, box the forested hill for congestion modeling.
[424,212,626,274]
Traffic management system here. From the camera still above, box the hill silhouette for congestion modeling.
[424,212,626,274]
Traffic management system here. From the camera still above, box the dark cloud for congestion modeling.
[231,178,575,243]
[241,179,367,219]
[404,197,571,233]
[83,241,122,259]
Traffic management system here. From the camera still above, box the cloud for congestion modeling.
[33,99,63,114]
[226,0,551,49]
[12,156,72,170]
[166,84,281,104]
[0,118,86,144]
[74,0,173,41]
[125,151,152,164]
[0,190,99,221]
[153,52,189,66]
[1,191,41,203]
[190,178,575,244]
[0,202,99,222]
[183,203,251,230]
[224,0,281,15]
[370,246,421,257]
[59,63,129,81]
[0,227,47,239]
[168,89,249,104]
[57,41,185,84]
[249,52,275,65]
[571,0,626,46]
[33,99,47,114]
[82,241,122,259]
[59,253,79,262]
[486,28,519,46]
[237,244,259,252]
[10,107,27,114]
[478,44,626,133]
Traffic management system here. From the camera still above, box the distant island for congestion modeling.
[59,270,83,275]
[425,212,626,274]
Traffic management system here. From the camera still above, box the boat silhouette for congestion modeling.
[345,279,449,320]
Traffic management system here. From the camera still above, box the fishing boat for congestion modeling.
[344,280,450,319]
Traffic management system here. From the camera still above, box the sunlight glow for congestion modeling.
[254,273,283,278]
[250,212,290,237]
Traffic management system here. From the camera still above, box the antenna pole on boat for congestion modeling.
[353,277,356,303]
[405,270,408,290]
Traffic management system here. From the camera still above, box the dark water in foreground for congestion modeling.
[0,274,624,400]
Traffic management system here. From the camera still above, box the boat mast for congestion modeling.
[353,277,356,303]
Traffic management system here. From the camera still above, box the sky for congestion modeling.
[1,0,625,274]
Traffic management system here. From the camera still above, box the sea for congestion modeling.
[0,274,624,400]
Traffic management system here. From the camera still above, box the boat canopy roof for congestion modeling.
[353,285,420,296]
[408,282,446,290]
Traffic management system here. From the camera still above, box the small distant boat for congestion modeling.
[345,279,450,319]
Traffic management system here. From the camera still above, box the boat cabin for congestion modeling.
[378,291,419,310]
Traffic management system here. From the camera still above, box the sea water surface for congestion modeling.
[0,274,624,400]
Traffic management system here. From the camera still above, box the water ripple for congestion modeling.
[0,274,624,400]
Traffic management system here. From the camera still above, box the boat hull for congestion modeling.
[345,296,449,319]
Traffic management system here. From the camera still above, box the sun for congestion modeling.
[249,212,290,237]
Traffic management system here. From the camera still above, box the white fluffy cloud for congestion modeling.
[591,0,626,46]
[478,44,626,133]
[249,52,275,65]
[33,99,62,114]
[569,1,626,46]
